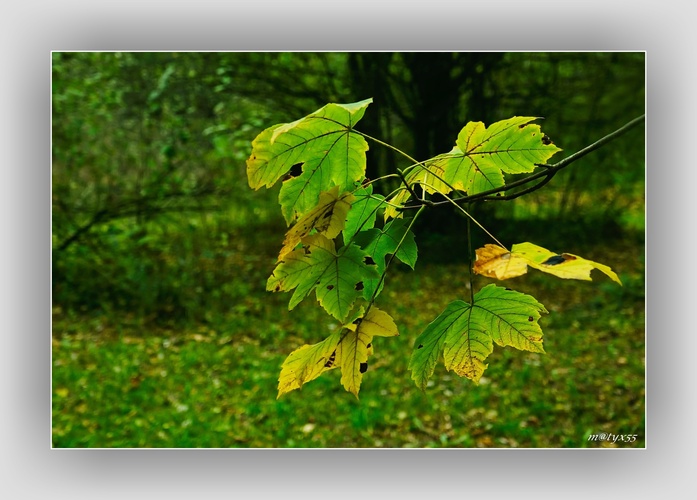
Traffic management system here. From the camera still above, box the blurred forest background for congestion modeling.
[52,52,645,448]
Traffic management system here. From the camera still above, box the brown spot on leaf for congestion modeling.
[417,344,424,349]
[541,254,566,266]
[542,135,552,145]
[326,284,334,291]
[528,316,534,322]
[366,343,372,349]
[324,351,336,368]
[359,362,368,373]
[355,281,364,291]
[274,285,281,292]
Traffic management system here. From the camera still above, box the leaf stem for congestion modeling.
[466,202,475,305]
[418,181,507,250]
[364,205,426,315]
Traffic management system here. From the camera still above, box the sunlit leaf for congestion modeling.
[267,234,379,322]
[512,242,622,284]
[277,331,342,398]
[339,307,399,397]
[473,242,622,284]
[246,99,372,224]
[409,284,547,387]
[277,307,398,398]
[278,186,355,261]
[473,244,528,280]
[384,117,560,217]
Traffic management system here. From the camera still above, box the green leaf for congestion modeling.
[353,218,418,299]
[443,117,561,193]
[246,99,373,224]
[384,117,561,217]
[409,284,547,388]
[343,184,384,242]
[267,234,379,322]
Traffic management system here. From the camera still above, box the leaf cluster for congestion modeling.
[246,99,624,398]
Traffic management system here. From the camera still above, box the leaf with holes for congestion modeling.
[277,331,342,398]
[409,284,547,388]
[246,99,372,224]
[267,234,379,322]
[338,307,399,397]
[353,218,418,299]
[277,307,399,398]
[278,186,355,261]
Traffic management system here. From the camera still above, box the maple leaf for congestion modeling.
[409,285,547,388]
[473,242,622,284]
[385,117,560,217]
[267,234,379,322]
[246,98,372,224]
[277,307,399,398]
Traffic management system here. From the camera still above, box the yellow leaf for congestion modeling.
[473,242,622,285]
[278,186,355,261]
[512,242,622,285]
[277,331,341,398]
[473,244,528,280]
[339,307,398,397]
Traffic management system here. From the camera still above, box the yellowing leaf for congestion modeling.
[267,234,379,322]
[383,163,449,220]
[511,242,622,284]
[473,244,528,280]
[246,99,372,224]
[472,242,622,285]
[277,307,399,398]
[339,307,399,397]
[384,117,561,218]
[278,186,355,261]
[409,285,546,387]
[277,331,341,398]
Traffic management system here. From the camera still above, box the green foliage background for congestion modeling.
[52,52,645,448]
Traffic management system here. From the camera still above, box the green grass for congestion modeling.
[52,225,645,448]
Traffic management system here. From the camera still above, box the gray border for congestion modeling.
[5,0,694,497]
